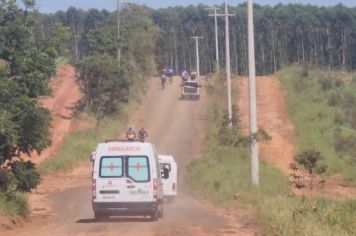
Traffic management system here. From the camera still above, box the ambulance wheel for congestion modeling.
[94,212,108,221]
[150,210,159,221]
[158,202,164,218]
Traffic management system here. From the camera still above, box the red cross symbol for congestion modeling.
[135,162,141,171]
[108,162,116,171]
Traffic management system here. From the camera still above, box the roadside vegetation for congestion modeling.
[186,73,356,235]
[278,66,356,181]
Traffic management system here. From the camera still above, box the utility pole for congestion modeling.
[247,0,259,186]
[117,0,120,67]
[224,0,234,128]
[191,36,203,77]
[207,7,221,72]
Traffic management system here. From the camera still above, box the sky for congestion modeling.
[34,0,355,13]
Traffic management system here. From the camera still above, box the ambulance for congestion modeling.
[158,155,178,201]
[91,140,167,221]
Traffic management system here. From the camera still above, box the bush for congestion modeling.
[318,76,333,91]
[0,192,28,216]
[295,149,327,188]
[328,93,343,106]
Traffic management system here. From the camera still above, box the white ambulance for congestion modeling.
[158,155,178,201]
[91,140,167,221]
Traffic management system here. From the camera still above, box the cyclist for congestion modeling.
[126,127,136,141]
[168,68,174,84]
[161,73,167,89]
[138,128,148,142]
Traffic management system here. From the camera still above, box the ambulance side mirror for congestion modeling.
[161,168,169,179]
[90,152,96,162]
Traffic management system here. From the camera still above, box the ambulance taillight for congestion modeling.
[92,179,96,200]
[153,178,158,201]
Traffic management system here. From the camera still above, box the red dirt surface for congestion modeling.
[237,76,294,175]
[24,64,90,164]
[236,76,356,199]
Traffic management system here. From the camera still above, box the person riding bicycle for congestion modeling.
[168,68,174,79]
[126,127,136,141]
[138,128,148,142]
[160,73,167,89]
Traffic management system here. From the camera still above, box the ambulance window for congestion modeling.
[100,156,123,177]
[160,163,171,172]
[127,156,150,182]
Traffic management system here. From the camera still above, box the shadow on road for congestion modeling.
[76,217,153,224]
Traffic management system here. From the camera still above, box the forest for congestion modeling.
[43,3,356,75]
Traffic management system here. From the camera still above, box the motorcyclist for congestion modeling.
[138,128,148,142]
[126,127,136,141]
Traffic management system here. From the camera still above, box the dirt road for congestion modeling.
[4,77,253,236]
[23,64,87,164]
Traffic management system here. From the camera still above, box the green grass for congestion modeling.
[55,57,68,70]
[277,66,356,181]
[0,192,28,216]
[257,196,356,236]
[186,73,356,236]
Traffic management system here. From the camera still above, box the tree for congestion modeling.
[76,55,131,119]
[294,149,327,189]
[0,0,64,195]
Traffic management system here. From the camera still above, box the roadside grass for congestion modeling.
[186,73,356,235]
[55,57,68,70]
[0,192,27,216]
[277,66,356,181]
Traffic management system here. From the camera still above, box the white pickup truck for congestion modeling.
[181,80,201,100]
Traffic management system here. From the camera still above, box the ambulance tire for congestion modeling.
[94,212,108,221]
[150,210,159,221]
[158,202,164,218]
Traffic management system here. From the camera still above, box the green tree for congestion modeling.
[0,0,64,195]
[76,55,131,119]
